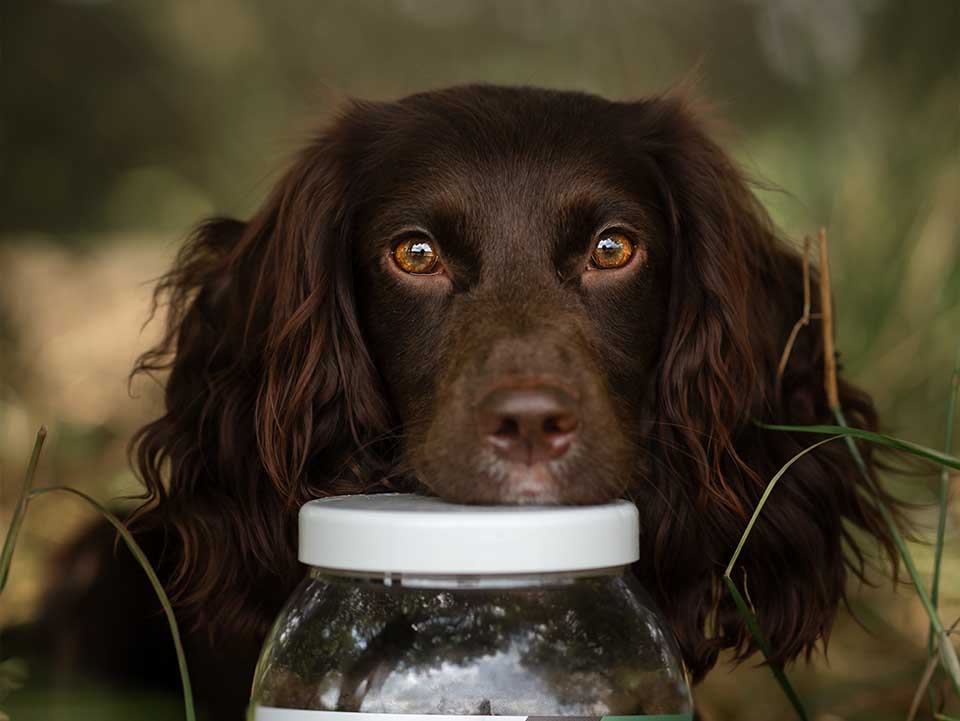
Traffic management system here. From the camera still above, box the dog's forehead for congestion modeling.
[370,87,628,175]
[351,87,642,258]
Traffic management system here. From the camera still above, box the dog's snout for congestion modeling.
[476,385,578,465]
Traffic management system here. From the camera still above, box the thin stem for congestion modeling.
[0,426,194,721]
[722,576,809,721]
[810,226,957,700]
[0,427,46,594]
[818,228,839,408]
[932,347,960,614]
[777,236,813,382]
[757,415,960,698]
[832,405,960,698]
[28,486,196,721]
[907,650,941,721]
[756,422,960,471]
[721,437,840,721]
[725,435,841,577]
[928,346,960,711]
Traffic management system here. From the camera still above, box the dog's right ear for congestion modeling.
[130,114,393,634]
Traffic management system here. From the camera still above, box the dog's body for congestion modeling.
[36,85,899,719]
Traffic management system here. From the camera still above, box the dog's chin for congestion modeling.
[416,446,630,506]
[421,459,572,506]
[493,462,564,505]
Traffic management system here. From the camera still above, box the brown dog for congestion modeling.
[36,85,899,719]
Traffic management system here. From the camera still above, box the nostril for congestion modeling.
[543,414,577,436]
[494,417,520,438]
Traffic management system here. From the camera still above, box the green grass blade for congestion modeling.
[754,422,960,471]
[721,437,841,721]
[761,411,960,696]
[0,428,195,719]
[828,406,960,699]
[725,435,841,577]
[933,348,960,613]
[928,347,960,710]
[27,486,196,721]
[0,427,46,594]
[722,576,809,721]
[758,410,960,698]
[939,629,960,689]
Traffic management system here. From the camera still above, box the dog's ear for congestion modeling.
[130,115,393,633]
[627,96,898,679]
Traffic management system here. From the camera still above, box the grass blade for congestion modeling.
[928,347,960,711]
[722,577,809,721]
[933,349,960,620]
[830,406,960,698]
[0,427,46,594]
[0,427,195,721]
[761,411,960,696]
[721,437,842,721]
[754,422,960,471]
[725,435,841,577]
[907,651,941,721]
[939,629,960,689]
[27,486,196,721]
[757,410,960,697]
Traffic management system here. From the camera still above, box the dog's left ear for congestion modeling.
[626,96,899,680]
[129,106,397,634]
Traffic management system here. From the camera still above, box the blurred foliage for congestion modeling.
[1,1,959,720]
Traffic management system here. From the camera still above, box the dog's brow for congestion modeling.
[555,189,656,236]
[365,168,476,233]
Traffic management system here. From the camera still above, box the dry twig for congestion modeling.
[777,236,817,382]
[819,227,839,407]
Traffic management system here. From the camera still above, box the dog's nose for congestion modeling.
[476,385,578,465]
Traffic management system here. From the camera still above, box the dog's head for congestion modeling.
[133,85,898,679]
[352,88,673,505]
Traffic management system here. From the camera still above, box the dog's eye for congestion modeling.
[590,232,634,269]
[393,236,441,274]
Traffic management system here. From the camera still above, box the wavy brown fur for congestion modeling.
[128,85,901,692]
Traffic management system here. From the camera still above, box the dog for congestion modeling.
[33,85,900,719]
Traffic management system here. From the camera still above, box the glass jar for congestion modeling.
[249,494,693,720]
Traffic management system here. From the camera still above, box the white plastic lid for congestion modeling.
[298,493,639,575]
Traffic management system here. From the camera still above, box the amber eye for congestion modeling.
[393,236,441,274]
[590,231,634,269]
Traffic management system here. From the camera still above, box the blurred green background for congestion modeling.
[1,1,958,719]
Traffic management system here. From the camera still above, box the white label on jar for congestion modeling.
[253,709,693,721]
